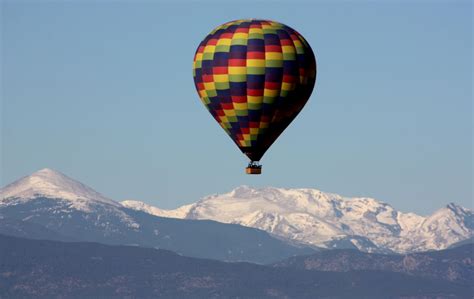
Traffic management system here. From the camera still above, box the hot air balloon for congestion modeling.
[193,19,316,174]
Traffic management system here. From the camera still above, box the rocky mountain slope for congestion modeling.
[273,244,474,285]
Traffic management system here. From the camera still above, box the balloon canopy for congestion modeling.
[193,19,316,171]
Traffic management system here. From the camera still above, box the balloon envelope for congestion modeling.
[193,19,316,162]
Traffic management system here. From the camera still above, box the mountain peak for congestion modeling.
[229,185,258,197]
[446,202,468,213]
[426,202,472,219]
[29,168,75,186]
[35,168,58,174]
[1,168,118,208]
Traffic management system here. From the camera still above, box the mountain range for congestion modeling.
[122,186,473,254]
[0,234,471,299]
[2,168,472,256]
[0,168,313,263]
[1,168,473,298]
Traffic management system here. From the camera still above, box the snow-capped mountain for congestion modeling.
[0,169,313,263]
[0,168,120,211]
[122,186,473,253]
[0,168,139,229]
[405,203,473,251]
[2,168,471,255]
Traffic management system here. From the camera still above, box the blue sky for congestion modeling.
[1,1,472,214]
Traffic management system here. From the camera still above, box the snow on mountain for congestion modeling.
[405,203,474,251]
[0,168,119,211]
[0,169,315,263]
[123,186,473,254]
[121,200,193,219]
[0,168,138,228]
[2,169,471,254]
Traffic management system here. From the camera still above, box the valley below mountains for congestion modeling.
[0,234,472,299]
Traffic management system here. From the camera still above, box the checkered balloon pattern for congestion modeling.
[193,19,316,162]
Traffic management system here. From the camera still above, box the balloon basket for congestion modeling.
[246,166,262,175]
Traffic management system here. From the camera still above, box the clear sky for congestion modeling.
[1,1,472,214]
